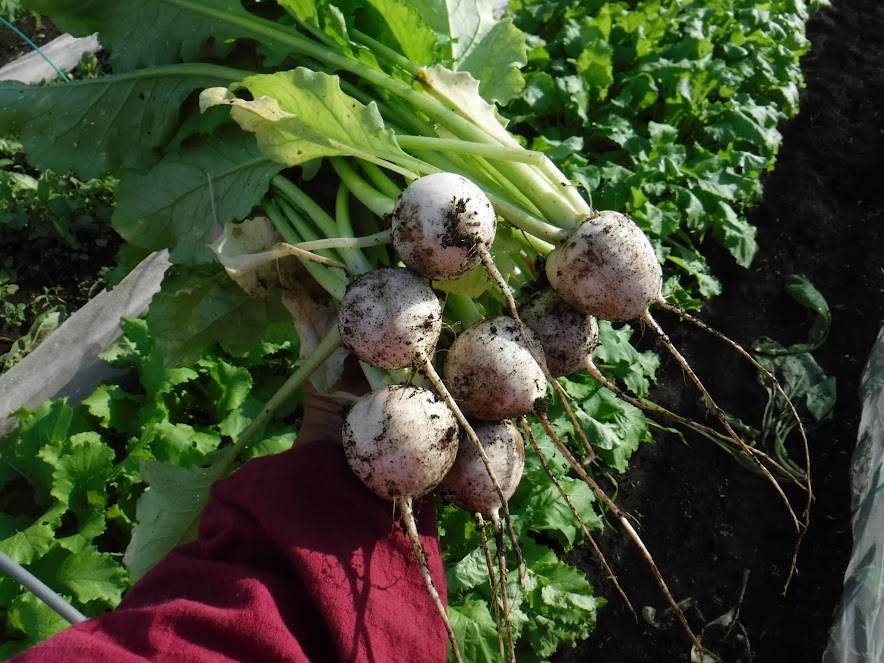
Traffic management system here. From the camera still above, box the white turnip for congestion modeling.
[520,289,600,377]
[441,418,525,663]
[342,384,458,501]
[337,266,442,370]
[441,419,525,518]
[342,384,462,662]
[391,172,497,281]
[545,210,662,323]
[443,316,548,421]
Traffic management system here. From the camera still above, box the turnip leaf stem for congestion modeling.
[330,158,397,218]
[272,175,340,240]
[359,161,404,200]
[334,185,374,275]
[396,135,549,166]
[294,230,392,252]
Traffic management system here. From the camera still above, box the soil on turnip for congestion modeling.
[555,1,884,661]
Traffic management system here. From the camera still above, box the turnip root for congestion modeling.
[545,210,662,323]
[342,384,462,662]
[342,384,458,500]
[443,316,547,421]
[441,420,525,518]
[337,266,442,370]
[391,172,497,281]
[441,419,525,663]
[520,289,599,377]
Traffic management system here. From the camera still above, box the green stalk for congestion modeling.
[396,135,549,166]
[445,293,484,329]
[359,161,403,200]
[330,158,398,217]
[295,230,392,251]
[272,175,339,240]
[334,184,374,275]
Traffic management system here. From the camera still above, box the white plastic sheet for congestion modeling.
[825,325,884,662]
[0,251,170,438]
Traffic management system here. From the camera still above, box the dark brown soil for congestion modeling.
[557,1,884,661]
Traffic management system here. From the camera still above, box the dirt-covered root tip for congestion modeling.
[546,210,662,323]
[338,266,442,370]
[443,316,548,421]
[391,172,497,281]
[342,385,459,501]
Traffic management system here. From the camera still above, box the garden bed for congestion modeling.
[562,1,884,660]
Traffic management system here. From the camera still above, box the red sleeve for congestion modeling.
[10,439,449,663]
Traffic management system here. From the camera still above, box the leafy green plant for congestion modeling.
[0,316,299,658]
[506,0,828,308]
[0,135,117,369]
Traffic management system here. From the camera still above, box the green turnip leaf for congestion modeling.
[23,0,250,71]
[123,457,229,581]
[113,128,283,265]
[202,68,413,174]
[0,65,243,180]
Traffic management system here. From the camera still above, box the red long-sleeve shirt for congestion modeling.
[10,439,449,662]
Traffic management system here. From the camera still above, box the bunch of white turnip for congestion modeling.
[322,170,808,662]
[212,167,809,662]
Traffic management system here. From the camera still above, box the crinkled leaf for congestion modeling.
[446,545,492,595]
[513,476,600,550]
[141,422,223,468]
[56,508,107,554]
[520,539,601,657]
[448,597,501,663]
[56,545,128,606]
[592,321,660,397]
[38,432,115,513]
[123,457,229,581]
[2,590,70,654]
[0,504,65,565]
[81,384,143,437]
[2,400,92,499]
[201,68,412,173]
[416,65,518,147]
[199,356,253,416]
[145,265,293,366]
[0,65,241,180]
